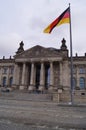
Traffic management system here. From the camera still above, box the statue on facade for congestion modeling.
[16,41,24,54]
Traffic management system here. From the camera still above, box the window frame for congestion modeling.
[79,77,85,89]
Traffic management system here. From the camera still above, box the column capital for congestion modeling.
[22,62,26,64]
[49,61,53,63]
[30,59,35,63]
[40,61,44,64]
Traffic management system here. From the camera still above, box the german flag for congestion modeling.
[43,7,70,33]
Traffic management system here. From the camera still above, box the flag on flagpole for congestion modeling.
[43,7,70,33]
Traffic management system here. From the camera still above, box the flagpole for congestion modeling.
[69,3,74,104]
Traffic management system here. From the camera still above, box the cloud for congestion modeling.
[0,0,86,57]
[0,33,22,58]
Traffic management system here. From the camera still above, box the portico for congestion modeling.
[12,43,66,92]
[15,61,54,91]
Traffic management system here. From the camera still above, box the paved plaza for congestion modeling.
[0,91,86,130]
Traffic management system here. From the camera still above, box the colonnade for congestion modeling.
[13,61,54,91]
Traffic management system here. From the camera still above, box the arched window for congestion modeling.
[3,77,6,87]
[9,77,13,87]
[73,77,76,89]
[79,77,85,89]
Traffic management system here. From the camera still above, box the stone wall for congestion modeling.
[53,90,86,104]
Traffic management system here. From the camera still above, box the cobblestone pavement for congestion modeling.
[0,91,86,130]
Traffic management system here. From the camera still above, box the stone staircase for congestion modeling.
[0,90,53,102]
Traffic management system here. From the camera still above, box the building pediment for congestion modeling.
[14,45,61,59]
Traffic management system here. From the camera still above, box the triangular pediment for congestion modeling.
[15,45,61,59]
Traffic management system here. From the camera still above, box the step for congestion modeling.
[0,91,52,102]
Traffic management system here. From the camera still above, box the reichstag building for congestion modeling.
[0,38,86,103]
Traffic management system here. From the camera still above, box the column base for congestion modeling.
[12,84,17,89]
[19,85,26,90]
[28,85,35,91]
[48,85,53,92]
[38,85,44,92]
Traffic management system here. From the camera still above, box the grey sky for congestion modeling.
[0,0,86,58]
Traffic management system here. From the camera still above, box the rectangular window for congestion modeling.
[73,67,76,74]
[10,67,14,74]
[3,67,8,74]
[80,77,85,89]
[79,68,85,74]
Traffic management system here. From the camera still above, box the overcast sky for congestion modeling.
[0,0,86,58]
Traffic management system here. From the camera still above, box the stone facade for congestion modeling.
[0,39,86,103]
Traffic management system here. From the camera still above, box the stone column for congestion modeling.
[16,65,20,86]
[19,63,26,90]
[12,63,18,89]
[39,62,45,91]
[60,62,63,88]
[0,68,2,86]
[76,66,79,89]
[28,62,35,91]
[6,67,10,87]
[49,62,54,91]
[25,64,30,87]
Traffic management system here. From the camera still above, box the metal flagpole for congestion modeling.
[69,3,74,105]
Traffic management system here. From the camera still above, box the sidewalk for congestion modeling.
[58,102,86,107]
[0,90,86,129]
